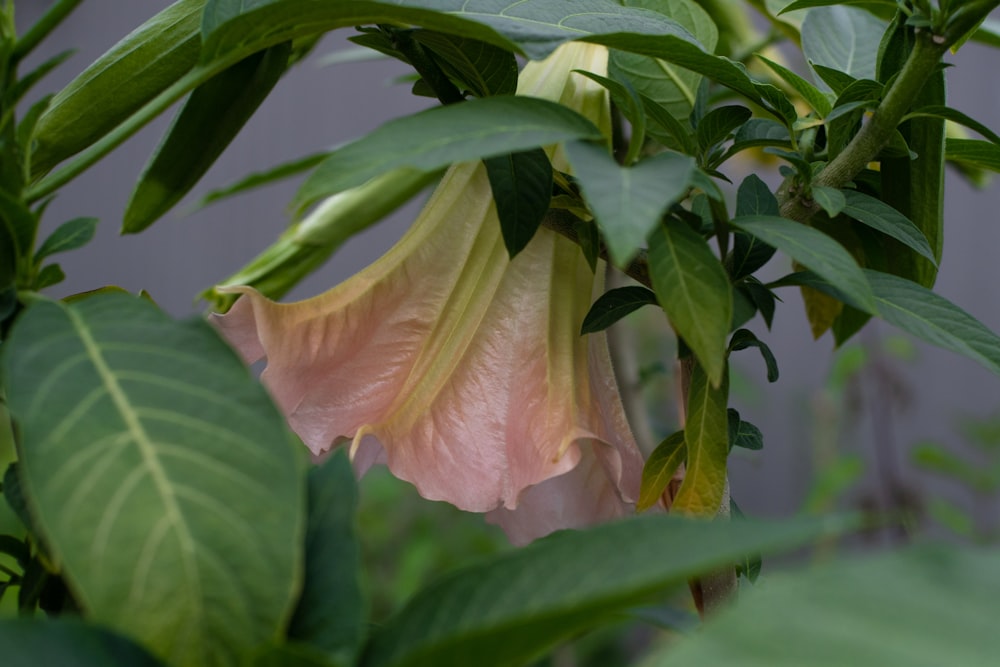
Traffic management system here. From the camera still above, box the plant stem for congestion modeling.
[11,0,84,62]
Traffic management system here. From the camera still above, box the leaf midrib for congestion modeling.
[66,307,203,623]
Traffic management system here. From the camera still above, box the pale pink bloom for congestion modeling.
[212,43,644,544]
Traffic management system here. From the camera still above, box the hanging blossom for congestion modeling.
[212,42,644,545]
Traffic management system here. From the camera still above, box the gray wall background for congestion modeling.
[14,1,1000,526]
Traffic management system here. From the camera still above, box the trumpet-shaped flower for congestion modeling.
[212,42,644,544]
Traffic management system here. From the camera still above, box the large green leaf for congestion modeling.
[123,42,291,233]
[648,218,732,386]
[287,451,366,665]
[31,0,205,176]
[841,190,936,262]
[730,215,877,314]
[608,0,718,130]
[565,140,696,267]
[866,269,1000,378]
[201,0,697,61]
[645,544,1000,666]
[1,618,166,667]
[361,513,852,667]
[2,294,305,667]
[200,1,772,112]
[672,362,730,515]
[801,6,885,86]
[295,97,601,211]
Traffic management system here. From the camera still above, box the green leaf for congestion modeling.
[0,618,166,667]
[840,190,936,262]
[809,185,845,218]
[696,105,753,152]
[484,149,553,258]
[565,141,695,267]
[361,513,852,667]
[729,174,779,280]
[34,217,97,261]
[865,269,1000,378]
[608,0,718,130]
[123,42,291,233]
[755,53,833,117]
[295,97,601,211]
[202,0,697,61]
[809,62,857,95]
[581,285,659,335]
[1,294,305,667]
[31,0,204,176]
[572,70,647,165]
[779,0,896,12]
[728,329,779,383]
[197,152,329,209]
[946,138,1000,172]
[34,263,66,290]
[287,450,365,665]
[906,105,1000,147]
[801,5,886,83]
[729,215,877,314]
[250,642,348,667]
[724,118,793,160]
[727,409,764,451]
[412,31,518,97]
[649,219,732,386]
[640,91,698,155]
[645,545,1000,666]
[0,187,36,259]
[2,50,74,109]
[673,362,730,515]
[638,431,685,512]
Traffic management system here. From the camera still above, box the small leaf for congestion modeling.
[743,279,778,330]
[0,188,36,258]
[638,431,686,512]
[34,264,66,290]
[573,70,647,165]
[672,362,730,515]
[581,286,659,335]
[197,152,328,209]
[728,329,779,383]
[810,186,846,217]
[729,215,877,314]
[696,105,753,151]
[841,190,936,262]
[809,62,857,96]
[296,96,602,211]
[727,410,764,451]
[565,141,696,267]
[34,217,97,261]
[756,53,833,117]
[730,175,779,280]
[484,149,553,258]
[649,219,732,387]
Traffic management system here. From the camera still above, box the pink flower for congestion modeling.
[212,43,643,544]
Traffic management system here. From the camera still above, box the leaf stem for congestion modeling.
[11,0,84,62]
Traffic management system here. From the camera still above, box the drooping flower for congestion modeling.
[212,42,644,544]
